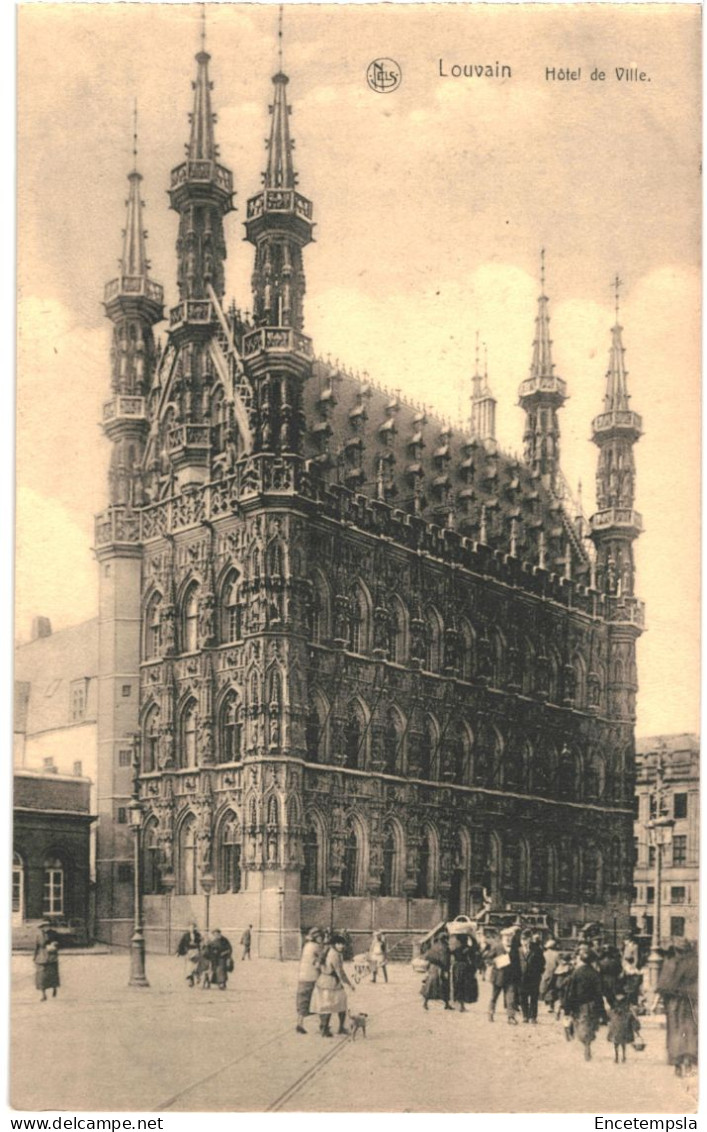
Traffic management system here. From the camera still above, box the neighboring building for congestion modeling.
[84,32,643,955]
[632,734,699,944]
[13,770,94,947]
[14,617,99,792]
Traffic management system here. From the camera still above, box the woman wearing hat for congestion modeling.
[33,921,60,1002]
[310,933,354,1037]
[296,928,323,1033]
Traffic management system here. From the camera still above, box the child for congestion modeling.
[607,992,641,1063]
[551,951,574,1021]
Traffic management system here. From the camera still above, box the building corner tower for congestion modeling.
[95,134,164,943]
[518,252,568,491]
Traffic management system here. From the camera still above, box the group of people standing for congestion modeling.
[176,922,254,989]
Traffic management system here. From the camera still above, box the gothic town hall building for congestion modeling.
[94,37,644,956]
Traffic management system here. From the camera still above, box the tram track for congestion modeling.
[153,990,402,1112]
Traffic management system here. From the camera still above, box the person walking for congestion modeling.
[240,924,253,961]
[655,939,698,1077]
[369,931,388,984]
[562,944,605,1060]
[449,932,480,1012]
[421,932,452,1011]
[176,920,203,987]
[488,927,521,1024]
[518,931,545,1024]
[33,921,60,1002]
[539,938,559,1010]
[311,933,354,1037]
[296,928,323,1034]
[204,928,233,990]
[598,944,623,1009]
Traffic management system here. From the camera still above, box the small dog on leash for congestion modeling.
[348,1009,369,1041]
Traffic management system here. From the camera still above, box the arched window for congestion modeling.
[504,738,525,791]
[217,814,241,893]
[340,824,360,896]
[267,540,284,579]
[43,855,64,916]
[348,583,370,654]
[306,694,327,763]
[504,837,528,902]
[609,837,622,888]
[12,851,24,922]
[584,846,602,902]
[183,583,199,653]
[558,746,577,800]
[424,608,442,672]
[211,385,226,453]
[381,822,401,897]
[585,751,605,801]
[301,820,321,895]
[419,717,437,780]
[180,699,198,769]
[179,815,198,895]
[451,727,470,786]
[219,691,242,763]
[143,706,160,773]
[145,593,162,660]
[388,596,408,663]
[460,620,475,681]
[416,827,435,898]
[221,571,241,643]
[383,708,402,774]
[309,571,331,643]
[343,703,364,770]
[143,819,162,895]
[491,628,505,688]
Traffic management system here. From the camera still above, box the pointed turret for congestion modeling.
[102,114,163,508]
[590,277,643,598]
[265,72,296,189]
[242,15,315,455]
[168,18,234,314]
[470,335,497,445]
[517,251,568,488]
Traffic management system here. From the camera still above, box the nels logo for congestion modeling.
[366,58,402,94]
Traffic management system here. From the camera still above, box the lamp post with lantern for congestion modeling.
[645,745,674,992]
[128,733,149,988]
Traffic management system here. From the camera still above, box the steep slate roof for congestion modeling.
[301,358,590,576]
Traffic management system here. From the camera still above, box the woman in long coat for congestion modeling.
[421,933,452,1011]
[296,928,323,1033]
[310,934,354,1037]
[449,934,479,1012]
[33,921,60,1002]
[176,921,203,987]
[204,929,233,990]
[563,946,605,1060]
[656,940,698,1076]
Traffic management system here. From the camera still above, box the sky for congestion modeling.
[16,2,701,739]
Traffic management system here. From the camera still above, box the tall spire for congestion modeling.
[604,275,630,412]
[517,250,568,488]
[590,277,643,598]
[529,248,555,382]
[188,10,216,162]
[121,103,149,279]
[102,117,163,509]
[168,12,234,307]
[242,14,315,456]
[470,333,496,444]
[244,16,314,334]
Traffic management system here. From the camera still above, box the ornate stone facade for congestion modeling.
[94,38,641,954]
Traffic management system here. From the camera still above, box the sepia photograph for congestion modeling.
[13,0,700,1116]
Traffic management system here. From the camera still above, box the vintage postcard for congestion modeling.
[14,1,700,1117]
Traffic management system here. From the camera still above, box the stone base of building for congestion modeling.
[95,898,631,958]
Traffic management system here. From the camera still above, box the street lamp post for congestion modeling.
[201,872,215,933]
[645,748,674,992]
[128,735,149,988]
